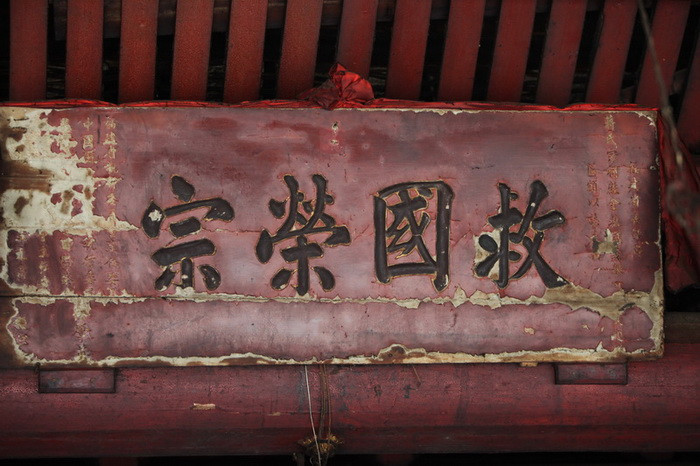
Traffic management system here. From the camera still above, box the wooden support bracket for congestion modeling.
[554,363,628,385]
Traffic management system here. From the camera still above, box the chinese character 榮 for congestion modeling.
[255,174,351,295]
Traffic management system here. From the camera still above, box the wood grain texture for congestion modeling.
[438,0,486,101]
[0,342,697,456]
[337,0,379,78]
[487,0,537,102]
[385,0,432,99]
[9,0,47,101]
[171,0,215,100]
[65,0,104,99]
[635,0,691,107]
[535,0,587,106]
[277,0,324,98]
[119,0,158,103]
[586,0,637,103]
[223,0,268,103]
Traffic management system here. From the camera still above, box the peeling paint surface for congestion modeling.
[0,106,662,366]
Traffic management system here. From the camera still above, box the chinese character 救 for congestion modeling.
[141,176,234,291]
[475,180,567,288]
[255,174,350,295]
[374,181,454,291]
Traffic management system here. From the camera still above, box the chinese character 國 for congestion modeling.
[374,181,454,291]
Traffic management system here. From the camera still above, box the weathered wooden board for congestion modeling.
[0,106,662,367]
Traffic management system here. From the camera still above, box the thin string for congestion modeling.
[636,0,684,170]
[320,364,331,439]
[304,366,322,466]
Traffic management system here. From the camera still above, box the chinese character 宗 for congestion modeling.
[141,176,234,291]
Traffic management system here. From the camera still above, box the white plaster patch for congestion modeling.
[0,108,135,234]
[0,108,137,296]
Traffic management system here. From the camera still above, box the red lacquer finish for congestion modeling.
[39,369,116,393]
[554,363,628,385]
[118,0,158,103]
[487,0,537,102]
[65,0,104,99]
[277,0,324,99]
[8,0,47,101]
[223,0,268,103]
[171,0,214,101]
[586,0,637,103]
[385,0,432,99]
[535,0,587,107]
[678,30,700,153]
[438,0,486,101]
[0,343,697,457]
[337,0,379,79]
[0,105,662,367]
[635,0,691,107]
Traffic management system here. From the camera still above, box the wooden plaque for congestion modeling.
[0,106,662,366]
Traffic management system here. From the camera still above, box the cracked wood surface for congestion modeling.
[0,106,663,366]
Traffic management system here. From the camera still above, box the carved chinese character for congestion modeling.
[476,180,567,288]
[141,176,234,291]
[374,181,454,291]
[255,174,350,295]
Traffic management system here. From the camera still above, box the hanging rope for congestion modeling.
[303,366,323,466]
[636,0,684,170]
[637,0,700,263]
[300,365,341,466]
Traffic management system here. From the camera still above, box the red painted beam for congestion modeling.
[118,0,158,103]
[65,0,104,99]
[535,0,587,107]
[8,0,47,101]
[487,0,537,102]
[554,363,628,385]
[171,0,214,101]
[337,0,379,78]
[586,0,637,103]
[0,342,697,457]
[635,0,691,107]
[223,0,268,103]
[39,369,115,393]
[277,0,324,99]
[385,0,432,99]
[438,0,486,101]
